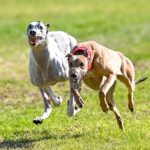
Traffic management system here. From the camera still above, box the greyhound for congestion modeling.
[27,21,77,124]
[67,41,147,130]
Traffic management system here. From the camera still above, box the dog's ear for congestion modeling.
[45,23,50,28]
[83,50,88,57]
[65,53,73,58]
[45,23,50,34]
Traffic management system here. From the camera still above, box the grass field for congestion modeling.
[0,0,150,149]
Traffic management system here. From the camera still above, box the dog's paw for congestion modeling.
[57,96,63,104]
[129,106,134,112]
[100,102,109,113]
[128,103,134,112]
[67,107,81,117]
[56,96,63,106]
[53,96,63,106]
[102,107,109,113]
[33,117,43,125]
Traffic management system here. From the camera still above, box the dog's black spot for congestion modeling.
[28,24,33,29]
[75,106,78,110]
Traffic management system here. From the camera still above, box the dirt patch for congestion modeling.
[135,60,150,71]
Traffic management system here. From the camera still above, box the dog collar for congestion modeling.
[72,46,92,71]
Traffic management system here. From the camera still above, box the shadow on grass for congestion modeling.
[0,131,85,149]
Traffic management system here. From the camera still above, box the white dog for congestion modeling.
[27,21,77,124]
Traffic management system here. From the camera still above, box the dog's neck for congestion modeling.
[31,43,50,76]
[72,46,93,71]
[30,38,48,52]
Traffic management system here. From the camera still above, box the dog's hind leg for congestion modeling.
[106,81,124,130]
[45,86,63,106]
[118,76,135,112]
[33,88,52,125]
[99,75,116,113]
[128,93,134,112]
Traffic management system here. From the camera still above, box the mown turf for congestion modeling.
[0,0,150,149]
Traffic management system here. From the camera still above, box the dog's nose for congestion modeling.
[71,74,77,79]
[30,31,36,36]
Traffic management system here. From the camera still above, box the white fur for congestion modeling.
[27,21,77,124]
[29,31,76,86]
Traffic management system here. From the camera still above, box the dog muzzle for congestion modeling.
[28,36,43,46]
[70,72,84,90]
[28,30,46,47]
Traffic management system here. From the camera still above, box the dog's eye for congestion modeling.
[39,26,43,30]
[28,24,33,29]
[37,25,43,30]
[79,62,84,67]
[37,24,43,30]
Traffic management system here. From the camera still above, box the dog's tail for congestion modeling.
[135,77,148,85]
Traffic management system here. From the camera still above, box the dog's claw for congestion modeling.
[33,118,43,125]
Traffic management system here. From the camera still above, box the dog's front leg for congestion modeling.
[67,93,81,116]
[99,75,116,113]
[71,88,84,108]
[33,88,52,125]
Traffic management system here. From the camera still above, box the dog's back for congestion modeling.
[76,41,123,76]
[48,31,77,55]
[76,41,135,79]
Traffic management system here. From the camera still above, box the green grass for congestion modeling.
[0,0,150,149]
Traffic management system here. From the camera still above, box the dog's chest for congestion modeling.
[30,48,69,86]
[83,71,102,90]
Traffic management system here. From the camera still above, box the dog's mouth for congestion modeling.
[72,79,82,90]
[28,36,43,46]
[70,74,85,90]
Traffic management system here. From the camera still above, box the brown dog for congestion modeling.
[66,41,147,130]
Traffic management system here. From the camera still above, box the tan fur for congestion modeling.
[67,41,138,130]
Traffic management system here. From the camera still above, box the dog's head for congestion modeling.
[27,21,50,47]
[66,53,89,89]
